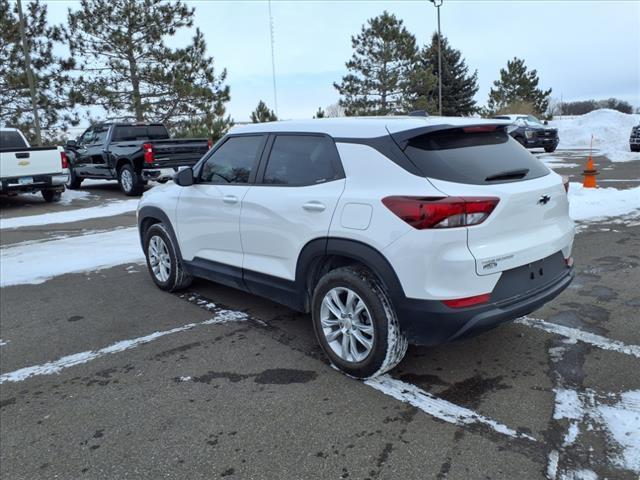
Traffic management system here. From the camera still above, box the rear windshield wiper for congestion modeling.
[485,168,529,182]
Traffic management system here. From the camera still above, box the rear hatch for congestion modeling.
[393,123,574,275]
[149,139,210,167]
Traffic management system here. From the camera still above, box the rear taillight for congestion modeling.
[442,293,491,309]
[562,176,570,193]
[143,143,154,164]
[60,151,69,169]
[382,196,499,229]
[207,138,213,149]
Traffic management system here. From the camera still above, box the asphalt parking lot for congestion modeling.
[1,151,639,480]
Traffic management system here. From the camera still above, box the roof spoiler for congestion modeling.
[389,122,510,150]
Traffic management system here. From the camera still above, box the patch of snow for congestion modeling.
[597,390,640,472]
[203,310,248,324]
[0,339,8,347]
[559,469,598,480]
[516,317,640,358]
[550,109,640,162]
[0,227,144,287]
[567,183,640,221]
[0,309,250,384]
[365,375,536,441]
[554,388,583,421]
[547,449,560,479]
[0,199,138,229]
[24,189,93,205]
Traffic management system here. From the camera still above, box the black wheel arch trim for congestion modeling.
[137,206,183,261]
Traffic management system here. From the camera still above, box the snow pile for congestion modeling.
[568,183,640,221]
[550,109,640,162]
[0,227,144,287]
[0,199,138,229]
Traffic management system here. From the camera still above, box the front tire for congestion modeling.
[118,164,144,196]
[143,223,192,291]
[544,146,557,153]
[41,189,62,203]
[311,265,408,379]
[66,168,83,189]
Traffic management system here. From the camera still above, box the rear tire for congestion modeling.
[66,168,83,189]
[143,223,192,292]
[118,164,144,196]
[311,265,408,379]
[41,189,62,203]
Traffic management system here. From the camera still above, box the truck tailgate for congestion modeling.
[150,140,209,167]
[0,146,63,179]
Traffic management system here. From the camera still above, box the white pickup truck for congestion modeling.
[0,128,68,202]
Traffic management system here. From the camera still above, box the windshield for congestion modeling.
[523,115,543,126]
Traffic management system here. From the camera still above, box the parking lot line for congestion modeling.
[516,316,640,358]
[0,309,248,384]
[366,375,537,441]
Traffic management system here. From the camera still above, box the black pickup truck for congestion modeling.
[64,122,210,195]
[492,114,559,153]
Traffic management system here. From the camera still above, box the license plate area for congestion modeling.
[18,176,34,185]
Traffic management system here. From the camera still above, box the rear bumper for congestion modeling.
[142,167,178,181]
[1,173,67,193]
[395,255,574,346]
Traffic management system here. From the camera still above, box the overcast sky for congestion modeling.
[44,0,640,122]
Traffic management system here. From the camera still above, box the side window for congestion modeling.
[79,128,94,145]
[200,135,263,184]
[91,127,109,144]
[263,135,340,186]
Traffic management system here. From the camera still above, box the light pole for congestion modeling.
[429,0,443,116]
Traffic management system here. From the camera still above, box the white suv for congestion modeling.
[137,117,575,378]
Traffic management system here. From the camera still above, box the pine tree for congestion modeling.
[487,57,552,116]
[0,0,77,143]
[334,11,417,116]
[250,100,277,123]
[416,33,479,116]
[314,107,325,119]
[65,0,229,127]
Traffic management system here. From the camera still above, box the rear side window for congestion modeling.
[263,135,341,185]
[403,128,549,184]
[200,135,263,184]
[0,131,27,149]
[112,125,169,142]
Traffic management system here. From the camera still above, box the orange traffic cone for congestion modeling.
[583,134,598,188]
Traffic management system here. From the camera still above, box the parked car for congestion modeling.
[0,128,68,202]
[630,124,640,152]
[137,117,575,378]
[64,122,211,196]
[492,114,559,153]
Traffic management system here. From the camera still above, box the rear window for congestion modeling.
[0,131,28,149]
[112,125,169,142]
[403,127,549,184]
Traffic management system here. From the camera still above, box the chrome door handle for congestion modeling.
[222,195,239,204]
[302,201,326,212]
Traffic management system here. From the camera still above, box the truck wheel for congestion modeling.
[118,164,144,196]
[143,223,192,291]
[41,189,62,203]
[66,168,83,189]
[544,146,557,153]
[311,265,408,379]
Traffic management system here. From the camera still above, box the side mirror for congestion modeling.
[174,167,194,187]
[544,120,549,125]
[66,139,77,148]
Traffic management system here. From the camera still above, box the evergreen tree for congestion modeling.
[0,0,77,143]
[487,57,552,116]
[314,107,325,119]
[334,11,417,116]
[173,101,234,143]
[415,33,479,116]
[250,100,277,123]
[65,0,229,127]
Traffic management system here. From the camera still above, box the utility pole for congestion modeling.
[268,0,278,117]
[16,0,42,145]
[429,0,443,116]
